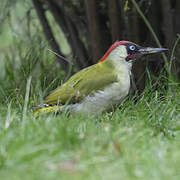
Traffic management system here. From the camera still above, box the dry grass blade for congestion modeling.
[5,102,13,129]
[22,76,32,123]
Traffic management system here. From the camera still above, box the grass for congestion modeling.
[0,29,180,180]
[0,86,180,180]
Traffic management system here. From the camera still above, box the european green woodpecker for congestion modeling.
[34,41,167,116]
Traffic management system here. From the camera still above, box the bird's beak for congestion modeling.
[138,47,168,55]
[126,46,168,61]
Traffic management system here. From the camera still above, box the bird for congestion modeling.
[33,41,168,116]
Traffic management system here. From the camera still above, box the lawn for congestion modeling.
[0,87,180,180]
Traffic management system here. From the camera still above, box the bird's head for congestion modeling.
[99,41,168,63]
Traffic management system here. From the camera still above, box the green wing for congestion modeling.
[44,62,117,105]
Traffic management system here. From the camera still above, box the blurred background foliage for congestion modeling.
[0,0,180,106]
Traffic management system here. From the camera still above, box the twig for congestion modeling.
[47,49,73,64]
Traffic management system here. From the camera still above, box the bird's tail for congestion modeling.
[32,104,63,116]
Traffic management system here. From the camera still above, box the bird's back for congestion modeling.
[44,61,117,105]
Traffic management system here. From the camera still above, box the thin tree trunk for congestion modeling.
[160,0,174,47]
[174,0,180,35]
[147,0,163,44]
[32,0,69,71]
[145,0,164,81]
[85,0,104,63]
[173,0,180,77]
[108,0,121,41]
[65,17,90,68]
[131,5,146,93]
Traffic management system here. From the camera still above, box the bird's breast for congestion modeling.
[69,74,131,115]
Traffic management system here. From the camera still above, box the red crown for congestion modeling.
[99,40,133,63]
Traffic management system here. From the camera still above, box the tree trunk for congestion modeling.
[85,0,104,63]
[46,0,90,69]
[160,0,174,47]
[131,4,146,93]
[32,0,69,72]
[108,0,121,41]
[174,0,180,35]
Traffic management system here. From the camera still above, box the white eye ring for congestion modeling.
[129,45,136,51]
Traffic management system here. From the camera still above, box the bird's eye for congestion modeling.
[129,45,136,51]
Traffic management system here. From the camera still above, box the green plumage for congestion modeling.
[45,60,118,105]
